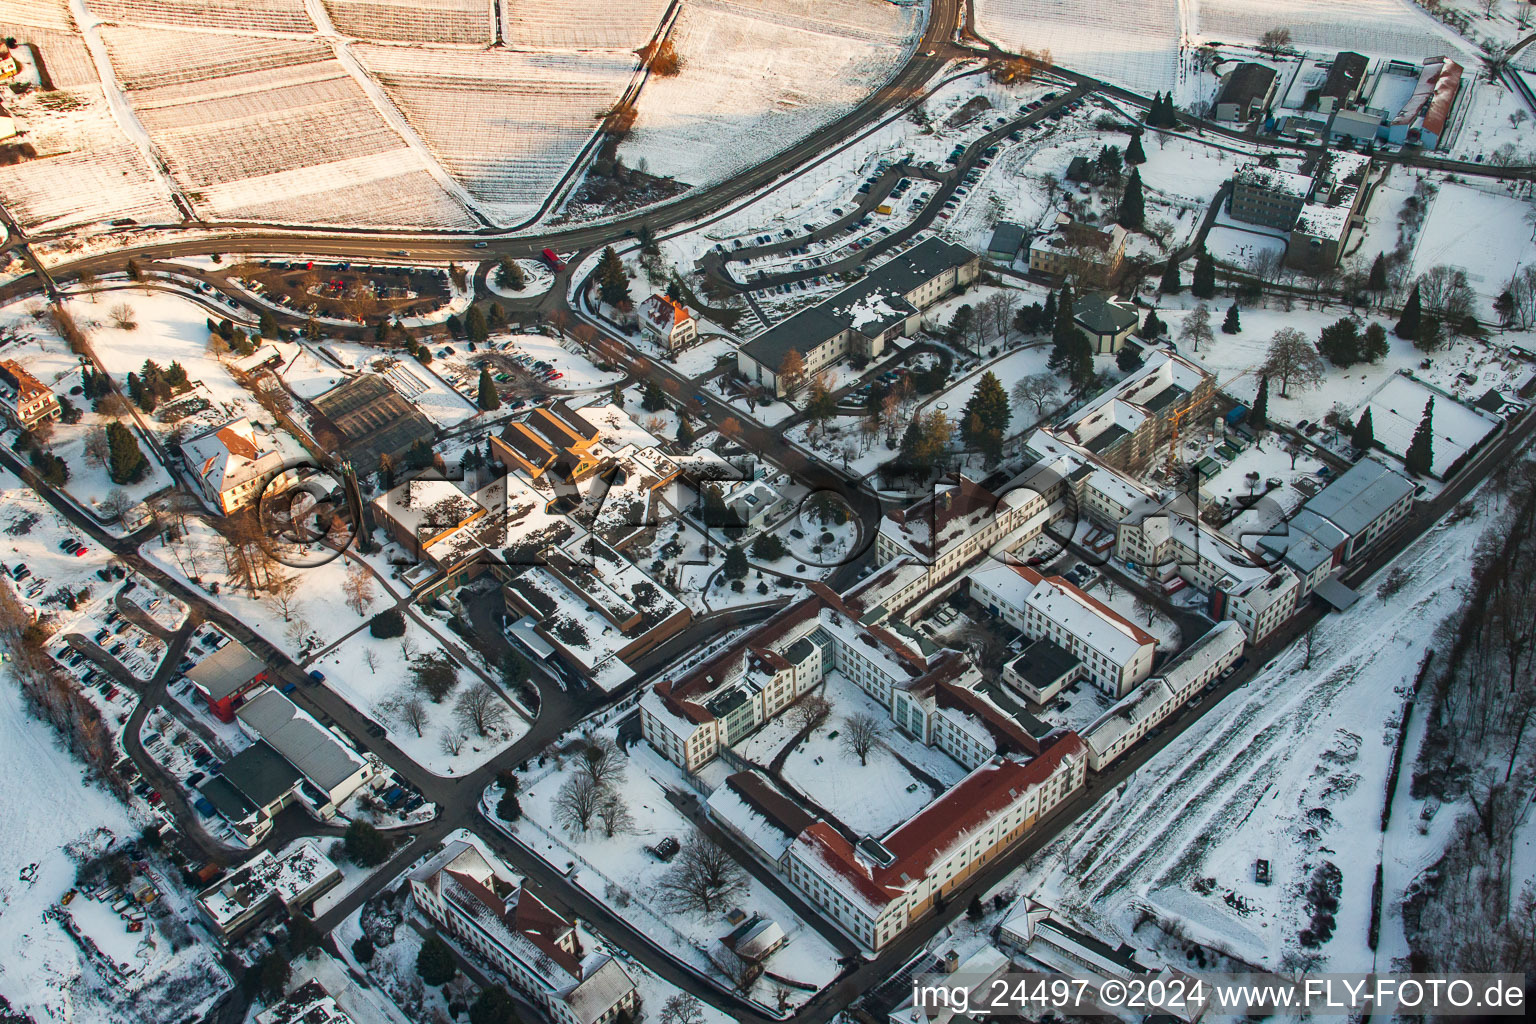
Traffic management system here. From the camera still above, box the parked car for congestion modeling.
[307,670,326,684]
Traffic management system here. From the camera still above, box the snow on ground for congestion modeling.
[1192,0,1474,63]
[1409,180,1536,315]
[505,728,842,1007]
[145,519,384,658]
[1164,303,1535,434]
[484,259,554,299]
[1361,372,1502,478]
[975,0,1181,95]
[621,0,924,187]
[0,666,229,1022]
[778,669,957,835]
[370,352,480,429]
[1011,467,1504,973]
[501,333,625,391]
[308,613,527,777]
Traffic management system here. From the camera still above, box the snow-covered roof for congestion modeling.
[1233,164,1313,199]
[1294,200,1352,241]
[372,478,486,544]
[198,842,339,928]
[182,418,281,498]
[236,688,366,793]
[971,564,1156,666]
[186,640,266,701]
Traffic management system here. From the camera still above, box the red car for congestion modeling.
[146,791,161,805]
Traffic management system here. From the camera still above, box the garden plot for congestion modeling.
[621,0,922,186]
[103,35,473,227]
[321,0,494,44]
[89,0,315,34]
[0,86,179,232]
[1409,181,1536,314]
[1194,0,1471,61]
[1014,479,1500,972]
[502,732,841,1007]
[975,0,1181,95]
[374,357,478,429]
[308,616,526,777]
[355,44,635,225]
[502,0,671,50]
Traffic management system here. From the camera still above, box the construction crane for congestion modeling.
[1163,368,1257,479]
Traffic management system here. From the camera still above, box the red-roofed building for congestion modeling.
[786,734,1087,950]
[411,840,638,1024]
[180,418,291,515]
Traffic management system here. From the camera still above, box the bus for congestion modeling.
[541,248,565,271]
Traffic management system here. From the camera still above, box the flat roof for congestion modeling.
[219,740,301,809]
[237,689,366,792]
[1074,293,1139,337]
[1006,636,1083,688]
[1302,457,1414,536]
[987,222,1027,254]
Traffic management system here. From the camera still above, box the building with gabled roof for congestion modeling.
[0,359,61,431]
[236,688,375,814]
[181,418,291,514]
[639,293,698,351]
[1049,350,1215,475]
[1213,62,1277,122]
[736,239,979,397]
[785,734,1087,951]
[1027,214,1127,284]
[969,563,1157,697]
[410,840,638,1024]
[186,639,268,722]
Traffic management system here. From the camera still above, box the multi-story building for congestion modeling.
[410,840,639,1024]
[185,639,269,722]
[1259,457,1414,600]
[639,294,698,351]
[1073,293,1140,355]
[1027,214,1127,284]
[1288,153,1372,269]
[785,735,1086,952]
[1213,62,1277,122]
[736,239,979,397]
[196,842,340,941]
[968,564,1157,698]
[181,418,292,515]
[0,359,61,431]
[1230,165,1315,231]
[1081,621,1245,770]
[1050,350,1215,475]
[490,403,603,482]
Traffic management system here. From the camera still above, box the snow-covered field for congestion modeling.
[307,613,527,777]
[1410,181,1536,314]
[976,0,1181,95]
[621,0,924,186]
[1011,465,1506,973]
[0,667,229,1022]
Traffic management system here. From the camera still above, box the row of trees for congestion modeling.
[1407,460,1536,972]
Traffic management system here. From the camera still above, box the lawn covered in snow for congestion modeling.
[502,728,842,1007]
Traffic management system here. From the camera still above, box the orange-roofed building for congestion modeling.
[785,734,1087,950]
[639,293,698,351]
[180,418,290,514]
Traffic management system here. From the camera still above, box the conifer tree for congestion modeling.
[1221,303,1241,334]
[1159,258,1182,295]
[1350,407,1374,451]
[1406,399,1434,476]
[1395,283,1422,341]
[1251,374,1269,429]
[478,365,500,410]
[1126,130,1146,165]
[1191,249,1216,298]
[1118,168,1145,229]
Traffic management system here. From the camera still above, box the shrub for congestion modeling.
[369,608,406,639]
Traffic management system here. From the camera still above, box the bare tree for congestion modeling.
[659,832,749,913]
[786,692,832,733]
[84,429,111,467]
[659,994,706,1024]
[284,616,310,652]
[553,773,604,834]
[453,681,507,737]
[267,568,300,622]
[109,303,137,331]
[362,648,379,672]
[98,489,133,526]
[1256,27,1293,59]
[595,791,634,838]
[1263,327,1326,397]
[439,729,464,756]
[1417,265,1475,321]
[398,695,428,737]
[1012,373,1059,416]
[1179,304,1214,352]
[843,712,883,766]
[342,562,376,616]
[1133,597,1157,627]
[575,734,627,788]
